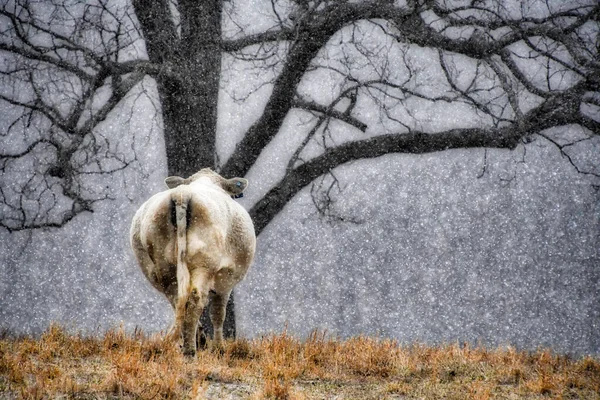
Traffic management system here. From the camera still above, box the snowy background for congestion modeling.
[1,100,598,355]
[0,0,599,357]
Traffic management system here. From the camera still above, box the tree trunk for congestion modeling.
[133,0,236,337]
[161,0,222,177]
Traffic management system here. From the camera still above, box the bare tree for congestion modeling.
[1,0,599,332]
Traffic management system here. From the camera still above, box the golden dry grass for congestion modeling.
[0,325,599,399]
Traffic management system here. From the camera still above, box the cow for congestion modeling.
[130,168,256,356]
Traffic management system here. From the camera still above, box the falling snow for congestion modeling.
[0,0,599,358]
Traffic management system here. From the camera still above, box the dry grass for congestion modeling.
[1,325,599,399]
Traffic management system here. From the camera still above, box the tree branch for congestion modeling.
[250,76,592,234]
[250,124,525,234]
[292,98,367,132]
[221,1,415,178]
[131,0,178,64]
[77,71,146,135]
[0,42,95,82]
[222,0,598,179]
[222,29,295,52]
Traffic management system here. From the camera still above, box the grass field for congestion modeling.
[1,325,599,399]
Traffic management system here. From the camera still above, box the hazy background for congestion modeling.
[0,0,599,357]
[1,96,598,355]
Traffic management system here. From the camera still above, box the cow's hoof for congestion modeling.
[197,332,207,350]
[183,348,196,358]
[212,345,225,356]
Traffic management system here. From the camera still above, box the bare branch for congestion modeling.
[250,124,525,234]
[222,29,295,52]
[292,98,367,132]
[131,0,178,64]
[2,0,598,234]
[77,71,146,135]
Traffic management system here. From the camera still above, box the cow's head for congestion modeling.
[164,168,248,196]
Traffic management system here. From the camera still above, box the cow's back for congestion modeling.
[131,182,255,294]
[184,185,256,286]
[130,190,178,294]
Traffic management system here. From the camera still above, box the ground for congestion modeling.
[1,326,599,399]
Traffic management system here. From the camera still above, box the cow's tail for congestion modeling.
[171,189,192,338]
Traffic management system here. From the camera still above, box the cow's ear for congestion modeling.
[223,178,248,195]
[165,176,186,189]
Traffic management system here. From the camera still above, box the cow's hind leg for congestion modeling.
[163,281,181,342]
[209,290,232,350]
[182,271,210,357]
[196,324,207,350]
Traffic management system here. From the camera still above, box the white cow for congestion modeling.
[130,168,256,355]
